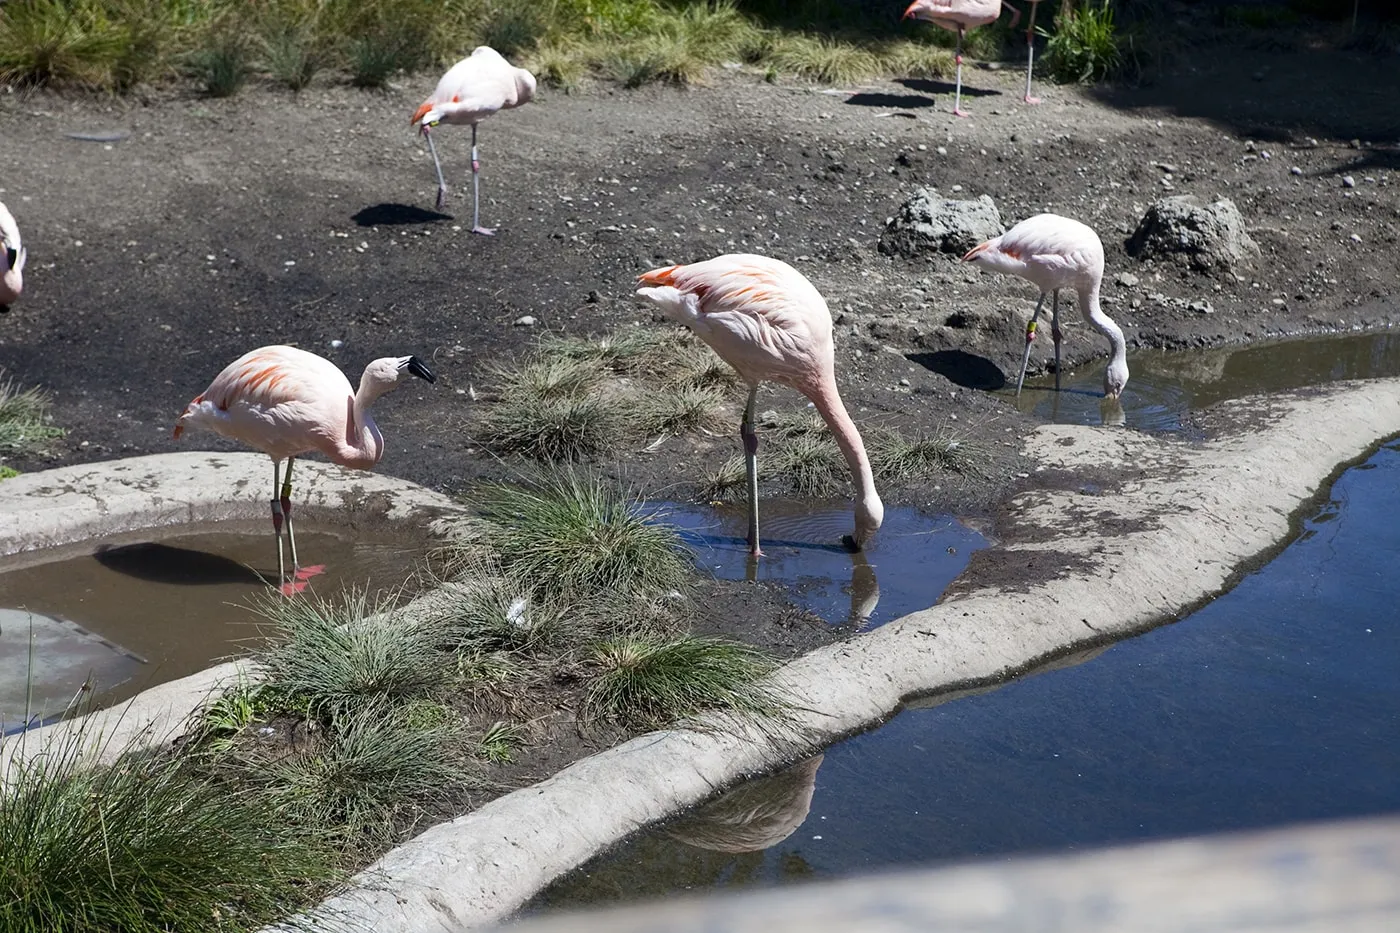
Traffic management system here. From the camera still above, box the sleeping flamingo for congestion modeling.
[411,46,536,234]
[174,346,436,594]
[0,200,26,312]
[904,0,1022,117]
[637,254,883,558]
[962,213,1128,399]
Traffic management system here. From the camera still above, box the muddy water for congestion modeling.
[1015,328,1400,432]
[525,439,1400,914]
[0,523,424,730]
[660,501,986,627]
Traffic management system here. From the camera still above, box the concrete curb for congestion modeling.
[0,451,469,775]
[278,380,1400,933]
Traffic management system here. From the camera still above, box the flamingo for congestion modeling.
[411,46,536,235]
[962,213,1128,399]
[904,0,1022,117]
[636,254,883,558]
[173,345,436,594]
[0,200,26,312]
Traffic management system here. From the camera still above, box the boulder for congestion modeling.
[1126,195,1259,273]
[879,189,1004,258]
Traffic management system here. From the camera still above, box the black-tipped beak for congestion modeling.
[4,248,16,271]
[406,355,436,383]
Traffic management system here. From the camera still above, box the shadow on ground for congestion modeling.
[908,350,1007,391]
[352,203,452,227]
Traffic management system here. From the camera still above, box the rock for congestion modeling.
[1187,299,1214,314]
[513,315,537,327]
[878,189,1003,258]
[1126,195,1260,274]
[1342,176,1356,188]
[1115,271,1140,288]
[1290,166,1303,176]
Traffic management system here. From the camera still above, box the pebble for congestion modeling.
[1289,166,1302,176]
[1349,234,1362,243]
[1115,272,1140,288]
[1342,176,1355,188]
[1188,299,1214,314]
[513,315,537,326]
[898,378,910,387]
[330,339,343,349]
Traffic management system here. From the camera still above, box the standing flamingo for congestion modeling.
[411,46,536,235]
[636,254,883,557]
[0,201,26,312]
[173,346,436,594]
[904,0,1021,117]
[962,213,1128,399]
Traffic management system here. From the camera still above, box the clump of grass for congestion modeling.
[478,4,548,58]
[766,33,881,84]
[260,18,322,91]
[200,679,306,751]
[637,385,727,436]
[699,454,747,500]
[444,559,572,653]
[477,391,622,461]
[880,38,953,78]
[0,374,63,453]
[584,635,784,730]
[235,698,475,843]
[190,29,249,97]
[347,26,418,88]
[769,432,847,497]
[472,467,690,601]
[476,720,525,763]
[664,342,742,391]
[525,38,586,90]
[253,588,454,718]
[0,466,20,480]
[0,0,128,87]
[1042,0,1121,84]
[0,735,335,932]
[871,429,983,480]
[497,356,606,399]
[603,47,667,88]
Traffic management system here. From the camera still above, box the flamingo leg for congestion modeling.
[423,126,448,212]
[740,384,763,559]
[279,457,324,596]
[471,123,495,236]
[1015,292,1046,396]
[270,459,286,588]
[1024,1,1042,103]
[1051,288,1063,392]
[952,26,969,118]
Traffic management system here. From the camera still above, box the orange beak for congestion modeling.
[411,102,433,127]
[903,1,921,20]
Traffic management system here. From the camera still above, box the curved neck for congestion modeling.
[805,375,879,513]
[348,380,387,461]
[1080,282,1126,370]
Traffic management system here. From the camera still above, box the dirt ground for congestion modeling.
[0,30,1396,529]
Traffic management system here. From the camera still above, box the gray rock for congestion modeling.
[1126,195,1260,274]
[513,315,537,327]
[878,189,1003,258]
[1115,272,1140,288]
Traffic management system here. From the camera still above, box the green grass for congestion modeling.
[584,635,784,730]
[636,384,727,436]
[1042,0,1121,84]
[471,467,690,602]
[0,733,335,932]
[870,429,983,480]
[476,719,525,763]
[260,18,321,91]
[190,28,248,97]
[0,374,63,453]
[476,390,623,462]
[0,0,128,87]
[444,559,573,652]
[766,33,880,84]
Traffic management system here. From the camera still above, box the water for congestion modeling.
[527,439,1400,913]
[662,500,986,628]
[1012,329,1400,433]
[0,522,424,731]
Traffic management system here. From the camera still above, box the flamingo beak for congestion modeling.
[405,356,436,383]
[902,1,920,20]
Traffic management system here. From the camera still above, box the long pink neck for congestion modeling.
[805,375,879,513]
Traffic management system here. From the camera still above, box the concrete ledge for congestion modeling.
[494,815,1400,933]
[0,451,469,775]
[280,380,1400,933]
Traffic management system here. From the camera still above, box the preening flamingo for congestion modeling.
[636,254,883,557]
[411,46,536,235]
[174,346,436,593]
[904,0,1021,117]
[0,201,26,312]
[963,213,1128,399]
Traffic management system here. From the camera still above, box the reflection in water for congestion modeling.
[92,542,265,586]
[666,756,824,854]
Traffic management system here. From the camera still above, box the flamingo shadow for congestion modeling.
[896,77,1001,99]
[844,91,939,110]
[352,203,452,227]
[907,350,1007,391]
[93,542,265,586]
[677,530,853,555]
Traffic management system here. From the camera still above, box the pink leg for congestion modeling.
[277,458,324,596]
[952,27,969,118]
[1024,1,1042,103]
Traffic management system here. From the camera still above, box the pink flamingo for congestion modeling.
[904,0,1023,116]
[411,46,536,234]
[636,254,883,558]
[0,200,26,312]
[963,213,1128,399]
[173,346,436,594]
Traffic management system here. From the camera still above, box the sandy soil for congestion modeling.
[0,33,1395,524]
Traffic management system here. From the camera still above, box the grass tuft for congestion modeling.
[766,33,881,84]
[769,432,847,497]
[584,635,784,730]
[476,720,525,763]
[524,38,586,90]
[260,18,321,92]
[636,384,727,437]
[0,734,335,932]
[870,429,983,480]
[1042,0,1121,84]
[471,467,690,602]
[0,0,128,88]
[0,374,64,453]
[190,29,248,97]
[476,391,622,462]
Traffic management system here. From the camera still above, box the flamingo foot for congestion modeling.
[279,580,309,596]
[1023,95,1042,104]
[293,564,326,582]
[952,108,970,118]
[471,225,496,236]
[435,187,448,212]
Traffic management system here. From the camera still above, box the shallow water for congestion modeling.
[661,500,986,628]
[1013,329,1400,433]
[0,523,424,731]
[526,439,1400,913]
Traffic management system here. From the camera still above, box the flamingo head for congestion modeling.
[412,102,441,134]
[0,246,21,311]
[848,492,885,551]
[514,67,538,106]
[903,0,930,21]
[1104,357,1129,401]
[360,355,437,402]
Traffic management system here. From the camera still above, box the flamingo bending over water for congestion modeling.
[963,213,1128,399]
[636,254,883,558]
[904,0,1022,117]
[174,346,436,593]
[0,201,26,312]
[411,46,536,234]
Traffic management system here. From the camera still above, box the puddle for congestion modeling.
[1012,329,1400,433]
[0,523,425,731]
[660,501,987,628]
[525,440,1400,914]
